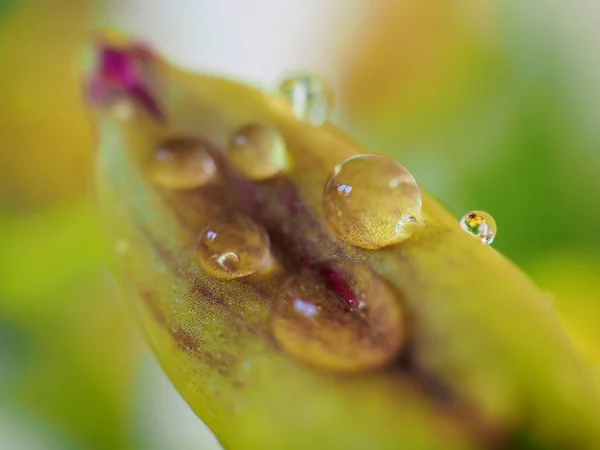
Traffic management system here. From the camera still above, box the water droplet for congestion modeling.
[149,137,216,190]
[229,124,287,180]
[278,75,333,126]
[323,154,422,249]
[272,261,404,373]
[197,213,270,279]
[460,210,496,244]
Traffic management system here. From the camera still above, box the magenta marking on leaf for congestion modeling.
[87,43,164,120]
[321,266,359,309]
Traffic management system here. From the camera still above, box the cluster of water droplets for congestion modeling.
[92,50,488,248]
[148,126,288,279]
[121,71,509,372]
[143,74,500,282]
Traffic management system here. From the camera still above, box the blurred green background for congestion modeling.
[0,0,598,448]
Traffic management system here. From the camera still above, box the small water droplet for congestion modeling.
[460,210,496,244]
[229,124,287,180]
[197,213,270,280]
[272,261,404,373]
[278,74,333,126]
[323,154,422,249]
[149,137,216,190]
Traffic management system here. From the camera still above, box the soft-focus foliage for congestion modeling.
[0,2,139,449]
[1,0,599,448]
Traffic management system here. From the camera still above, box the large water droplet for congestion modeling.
[272,261,404,373]
[460,210,496,244]
[149,137,216,190]
[323,154,422,249]
[278,75,333,126]
[197,213,270,279]
[229,124,287,180]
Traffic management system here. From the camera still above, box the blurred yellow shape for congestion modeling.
[341,0,503,143]
[527,253,600,388]
[0,0,94,208]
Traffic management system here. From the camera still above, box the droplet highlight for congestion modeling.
[278,75,333,126]
[229,124,287,180]
[149,137,216,190]
[216,252,241,270]
[323,154,422,249]
[293,299,320,318]
[272,261,404,373]
[197,213,270,280]
[460,210,496,244]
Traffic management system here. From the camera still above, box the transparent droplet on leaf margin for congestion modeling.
[460,210,497,245]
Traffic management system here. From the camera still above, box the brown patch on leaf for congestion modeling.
[138,289,167,327]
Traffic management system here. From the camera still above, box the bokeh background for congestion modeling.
[1,0,599,448]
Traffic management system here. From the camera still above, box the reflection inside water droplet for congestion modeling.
[460,210,497,244]
[197,213,270,280]
[337,184,352,196]
[216,251,241,270]
[323,154,422,249]
[278,74,333,126]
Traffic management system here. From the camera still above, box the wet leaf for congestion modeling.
[92,35,600,450]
